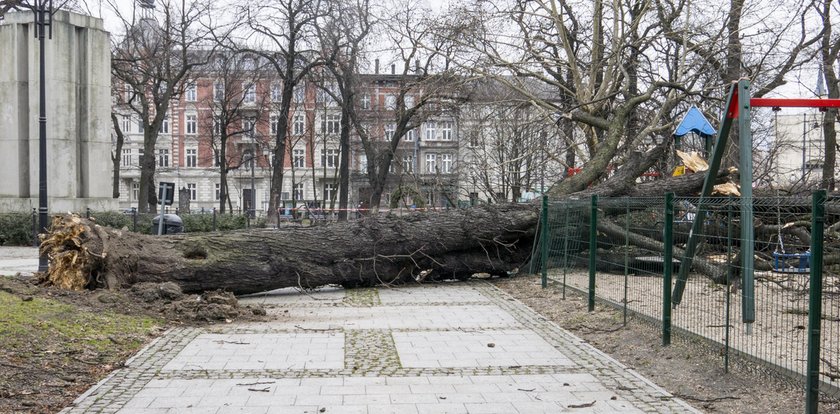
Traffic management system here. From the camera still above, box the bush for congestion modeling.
[0,212,35,246]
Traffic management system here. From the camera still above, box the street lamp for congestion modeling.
[19,0,53,272]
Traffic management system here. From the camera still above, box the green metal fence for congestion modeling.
[535,192,839,411]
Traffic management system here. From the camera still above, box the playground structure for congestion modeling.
[671,79,840,412]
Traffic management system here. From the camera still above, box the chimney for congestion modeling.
[391,64,395,75]
[375,59,379,74]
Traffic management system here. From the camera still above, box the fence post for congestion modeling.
[623,198,630,326]
[662,193,674,346]
[85,207,90,219]
[132,207,137,232]
[805,189,826,414]
[31,208,38,247]
[212,208,217,231]
[725,196,733,373]
[588,194,598,312]
[540,195,549,289]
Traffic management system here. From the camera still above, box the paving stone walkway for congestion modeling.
[61,282,699,414]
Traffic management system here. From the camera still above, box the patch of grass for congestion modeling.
[0,291,161,355]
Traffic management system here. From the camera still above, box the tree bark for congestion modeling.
[41,167,728,294]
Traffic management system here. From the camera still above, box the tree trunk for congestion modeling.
[110,113,125,199]
[41,166,727,294]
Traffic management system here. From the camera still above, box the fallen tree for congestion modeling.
[39,145,735,295]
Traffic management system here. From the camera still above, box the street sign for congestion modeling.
[158,182,175,206]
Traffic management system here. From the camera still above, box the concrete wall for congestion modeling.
[0,10,116,212]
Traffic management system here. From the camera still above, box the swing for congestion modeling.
[769,136,810,274]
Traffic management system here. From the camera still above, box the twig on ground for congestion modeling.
[675,393,740,403]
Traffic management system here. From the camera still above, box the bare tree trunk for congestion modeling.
[110,113,124,199]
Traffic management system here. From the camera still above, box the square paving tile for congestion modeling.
[378,284,490,304]
[393,330,574,368]
[237,286,345,305]
[254,305,519,330]
[161,333,344,371]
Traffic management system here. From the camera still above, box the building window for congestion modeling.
[405,128,415,141]
[187,183,197,201]
[440,121,453,140]
[293,114,305,135]
[385,94,397,110]
[293,84,305,103]
[321,114,340,135]
[324,183,336,201]
[213,81,224,102]
[138,148,145,166]
[385,123,396,141]
[122,148,131,166]
[425,153,436,173]
[158,148,170,167]
[159,114,170,134]
[293,148,305,168]
[242,118,256,138]
[243,82,256,103]
[402,154,413,173]
[360,94,370,110]
[270,114,279,135]
[469,130,479,147]
[185,81,197,102]
[213,117,222,136]
[404,95,415,108]
[441,153,453,173]
[132,182,139,200]
[137,119,144,133]
[121,115,130,133]
[425,122,436,141]
[271,83,281,102]
[186,114,197,135]
[294,183,304,200]
[215,183,221,200]
[321,148,339,168]
[186,148,197,168]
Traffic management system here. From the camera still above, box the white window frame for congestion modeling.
[321,148,339,168]
[158,148,170,167]
[270,114,279,135]
[322,114,340,135]
[385,94,397,110]
[243,82,256,104]
[324,183,336,201]
[187,183,197,201]
[186,113,197,135]
[360,94,371,110]
[121,148,131,166]
[293,148,305,168]
[385,123,396,141]
[294,113,305,135]
[215,183,221,200]
[213,81,224,102]
[440,121,453,140]
[270,83,281,102]
[441,153,453,173]
[185,81,197,102]
[132,182,139,200]
[405,128,415,141]
[425,122,436,141]
[186,147,197,168]
[425,153,436,173]
[293,183,304,200]
[121,115,130,133]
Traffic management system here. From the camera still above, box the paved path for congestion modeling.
[0,246,38,276]
[62,282,697,414]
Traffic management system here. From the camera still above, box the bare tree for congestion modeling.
[197,51,270,213]
[110,0,216,213]
[238,0,326,219]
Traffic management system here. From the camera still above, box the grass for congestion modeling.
[0,291,161,356]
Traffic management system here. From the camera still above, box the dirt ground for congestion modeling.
[493,276,840,413]
[0,276,266,414]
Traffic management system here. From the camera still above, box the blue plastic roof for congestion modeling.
[673,106,716,138]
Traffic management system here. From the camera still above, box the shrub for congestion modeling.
[0,212,35,246]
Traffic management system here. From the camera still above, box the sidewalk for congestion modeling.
[0,246,38,276]
[59,281,697,414]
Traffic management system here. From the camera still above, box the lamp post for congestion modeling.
[23,0,53,272]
